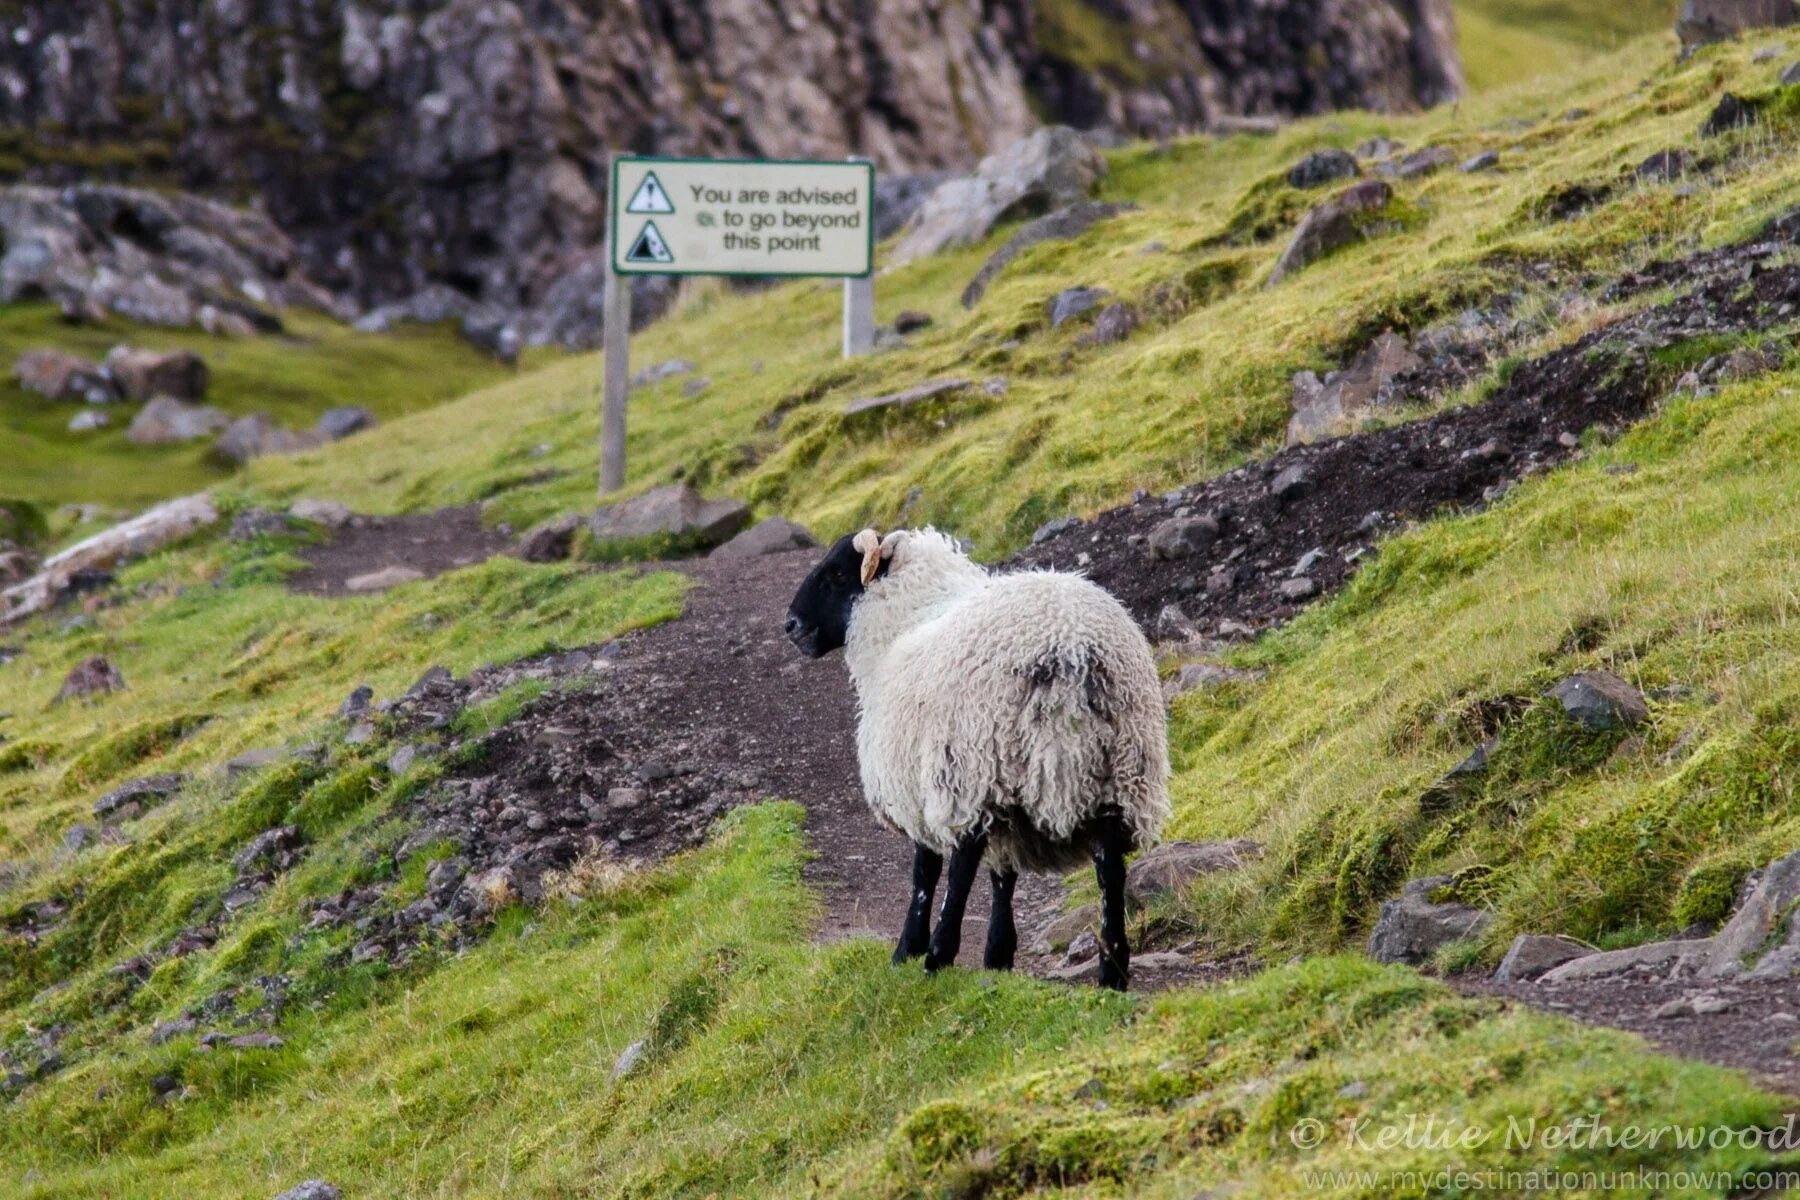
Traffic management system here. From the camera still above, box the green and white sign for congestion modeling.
[610,156,875,278]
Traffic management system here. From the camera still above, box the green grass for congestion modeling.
[0,306,524,511]
[1455,0,1676,93]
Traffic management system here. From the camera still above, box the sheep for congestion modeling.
[784,527,1169,990]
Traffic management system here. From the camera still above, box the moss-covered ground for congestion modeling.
[5,21,1800,1199]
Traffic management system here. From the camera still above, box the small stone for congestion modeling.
[1278,577,1318,601]
[1354,136,1404,159]
[289,499,353,528]
[710,516,817,559]
[338,685,373,717]
[1636,149,1693,183]
[1357,510,1386,534]
[387,745,422,775]
[1030,903,1098,954]
[1784,61,1800,87]
[1459,151,1499,173]
[149,1018,197,1045]
[1078,302,1139,346]
[1292,548,1324,576]
[345,566,425,593]
[1653,997,1693,1020]
[226,748,285,779]
[1366,876,1491,965]
[1064,929,1100,964]
[1125,839,1261,907]
[1493,934,1591,982]
[680,377,711,399]
[610,1038,649,1082]
[1690,993,1734,1015]
[1338,1080,1369,1099]
[1701,92,1757,138]
[1031,516,1080,546]
[315,407,375,440]
[54,655,125,703]
[1557,431,1580,449]
[893,310,933,334]
[1048,286,1108,328]
[519,514,582,563]
[1155,604,1198,643]
[272,1182,342,1200]
[227,1032,285,1050]
[1286,148,1360,190]
[1147,514,1219,561]
[62,824,97,854]
[1548,671,1649,732]
[68,410,110,432]
[1270,463,1312,505]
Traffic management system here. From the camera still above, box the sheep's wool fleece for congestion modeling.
[844,529,1170,871]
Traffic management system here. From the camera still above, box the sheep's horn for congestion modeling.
[853,528,883,585]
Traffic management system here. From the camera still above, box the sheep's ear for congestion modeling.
[853,528,884,585]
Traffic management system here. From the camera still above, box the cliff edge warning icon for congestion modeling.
[624,221,675,265]
[624,172,675,215]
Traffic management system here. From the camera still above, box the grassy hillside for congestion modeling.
[5,25,1800,1199]
[0,309,520,512]
[1455,0,1675,92]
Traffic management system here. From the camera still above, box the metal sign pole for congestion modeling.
[600,165,632,496]
[843,155,874,359]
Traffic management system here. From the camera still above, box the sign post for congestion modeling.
[600,155,877,495]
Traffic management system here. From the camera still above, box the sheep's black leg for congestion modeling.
[1093,812,1131,991]
[923,829,988,973]
[893,843,943,964]
[983,868,1019,971]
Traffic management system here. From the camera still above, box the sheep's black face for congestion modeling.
[785,534,883,658]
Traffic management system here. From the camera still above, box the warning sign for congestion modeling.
[625,172,675,215]
[624,221,675,264]
[611,157,874,278]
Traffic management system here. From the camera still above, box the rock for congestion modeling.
[213,414,326,466]
[354,284,478,333]
[1704,849,1800,979]
[126,397,232,446]
[387,745,424,775]
[338,685,373,717]
[63,824,97,854]
[1701,92,1759,137]
[893,310,933,334]
[1064,930,1100,964]
[588,484,750,551]
[14,349,115,404]
[1287,148,1360,189]
[1031,516,1081,545]
[1460,151,1500,173]
[1637,150,1694,182]
[1678,0,1799,53]
[610,1039,649,1082]
[961,202,1138,307]
[102,347,209,402]
[462,865,518,917]
[234,825,302,873]
[1045,956,1102,983]
[460,311,522,363]
[1279,577,1318,601]
[1124,839,1262,907]
[315,407,375,441]
[1539,939,1712,983]
[1366,876,1491,965]
[67,411,110,433]
[1493,934,1592,982]
[225,748,285,779]
[272,1182,341,1200]
[149,1017,197,1045]
[1164,662,1261,700]
[1077,303,1140,347]
[1030,903,1099,954]
[229,508,298,542]
[710,517,817,560]
[680,377,712,399]
[227,1032,286,1050]
[629,359,697,390]
[842,378,972,416]
[1048,287,1108,328]
[1155,604,1199,643]
[1286,331,1423,446]
[518,514,583,563]
[892,128,1108,265]
[1147,515,1220,561]
[1355,136,1405,159]
[94,773,185,820]
[344,566,426,593]
[1268,180,1396,286]
[1377,146,1455,179]
[1548,671,1649,732]
[54,655,125,703]
[289,499,353,528]
[1269,463,1313,504]
[1785,60,1800,86]
[1719,345,1782,380]
[3,493,219,626]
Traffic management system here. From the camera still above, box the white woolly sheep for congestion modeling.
[784,527,1169,989]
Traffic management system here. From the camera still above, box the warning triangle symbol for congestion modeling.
[625,172,675,215]
[624,220,675,265]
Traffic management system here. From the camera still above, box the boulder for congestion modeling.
[1678,0,1798,52]
[1366,876,1491,965]
[2,493,219,626]
[213,414,326,466]
[1286,148,1360,189]
[1538,938,1711,983]
[102,347,209,402]
[1493,934,1592,982]
[1048,287,1108,328]
[1029,903,1099,954]
[1286,331,1423,445]
[1268,180,1397,285]
[126,397,231,445]
[14,349,115,404]
[1704,848,1800,979]
[1548,671,1649,732]
[961,202,1138,308]
[54,655,125,704]
[315,407,375,440]
[588,484,750,551]
[1147,515,1220,560]
[711,517,817,559]
[518,514,583,563]
[1124,838,1261,908]
[892,127,1108,265]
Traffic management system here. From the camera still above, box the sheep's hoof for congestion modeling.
[1098,962,1129,992]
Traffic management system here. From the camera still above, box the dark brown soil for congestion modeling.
[287,506,511,596]
[1465,974,1800,1095]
